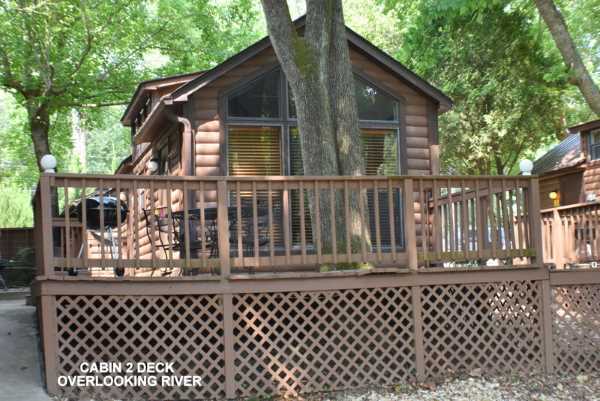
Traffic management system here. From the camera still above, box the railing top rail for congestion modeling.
[42,172,537,183]
[541,201,600,214]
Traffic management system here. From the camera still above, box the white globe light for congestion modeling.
[519,159,533,175]
[40,154,57,173]
[147,159,159,174]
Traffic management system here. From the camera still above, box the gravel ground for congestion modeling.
[301,373,600,401]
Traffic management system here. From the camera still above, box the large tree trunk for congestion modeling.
[535,0,600,116]
[261,0,370,257]
[27,103,51,171]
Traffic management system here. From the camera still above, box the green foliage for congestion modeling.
[0,185,33,228]
[380,0,599,173]
[382,0,570,174]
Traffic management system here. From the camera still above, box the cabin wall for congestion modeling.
[582,161,600,200]
[187,46,439,179]
[539,171,584,209]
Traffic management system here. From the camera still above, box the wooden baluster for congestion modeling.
[166,181,173,270]
[418,179,427,265]
[388,178,397,262]
[314,180,322,264]
[460,179,468,258]
[515,182,524,253]
[252,181,259,267]
[182,181,191,270]
[433,179,441,260]
[475,179,484,259]
[133,180,140,269]
[446,179,455,253]
[500,179,511,254]
[99,179,105,269]
[283,181,291,265]
[116,180,123,271]
[373,180,382,262]
[199,181,207,270]
[267,181,274,265]
[149,180,156,271]
[344,180,351,262]
[64,181,71,271]
[487,179,497,259]
[299,180,306,264]
[358,180,367,262]
[80,180,88,269]
[329,180,337,265]
[236,181,243,267]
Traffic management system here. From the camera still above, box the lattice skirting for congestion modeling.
[552,285,600,373]
[46,280,600,400]
[55,295,226,400]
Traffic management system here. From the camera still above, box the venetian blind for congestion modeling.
[228,126,282,176]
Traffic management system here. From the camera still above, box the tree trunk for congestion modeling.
[27,103,52,171]
[535,0,600,116]
[261,0,370,257]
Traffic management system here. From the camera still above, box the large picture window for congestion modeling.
[224,69,405,249]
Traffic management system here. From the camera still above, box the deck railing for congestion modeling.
[33,173,542,278]
[541,202,600,269]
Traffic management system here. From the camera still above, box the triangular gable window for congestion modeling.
[227,69,280,118]
[288,77,398,122]
[355,78,398,121]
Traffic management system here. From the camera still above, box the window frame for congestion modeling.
[589,129,600,161]
[221,66,408,176]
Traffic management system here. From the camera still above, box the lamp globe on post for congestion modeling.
[40,154,57,173]
[146,159,159,174]
[519,159,533,176]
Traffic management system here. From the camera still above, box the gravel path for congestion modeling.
[302,373,600,401]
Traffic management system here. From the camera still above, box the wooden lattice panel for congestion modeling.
[55,295,225,400]
[232,287,415,397]
[552,285,600,373]
[421,281,543,378]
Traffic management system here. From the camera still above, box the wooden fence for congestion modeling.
[541,202,600,269]
[0,227,34,260]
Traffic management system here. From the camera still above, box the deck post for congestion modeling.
[411,285,425,381]
[552,209,565,269]
[541,278,555,374]
[39,174,54,276]
[527,178,544,267]
[404,179,418,270]
[40,295,59,394]
[222,293,236,399]
[217,180,231,279]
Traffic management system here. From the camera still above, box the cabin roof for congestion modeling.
[533,133,585,175]
[121,71,205,125]
[168,16,453,111]
[568,118,600,134]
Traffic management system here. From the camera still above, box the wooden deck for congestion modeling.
[33,173,542,278]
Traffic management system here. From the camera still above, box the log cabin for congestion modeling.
[533,119,600,209]
[40,17,542,278]
[534,119,600,268]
